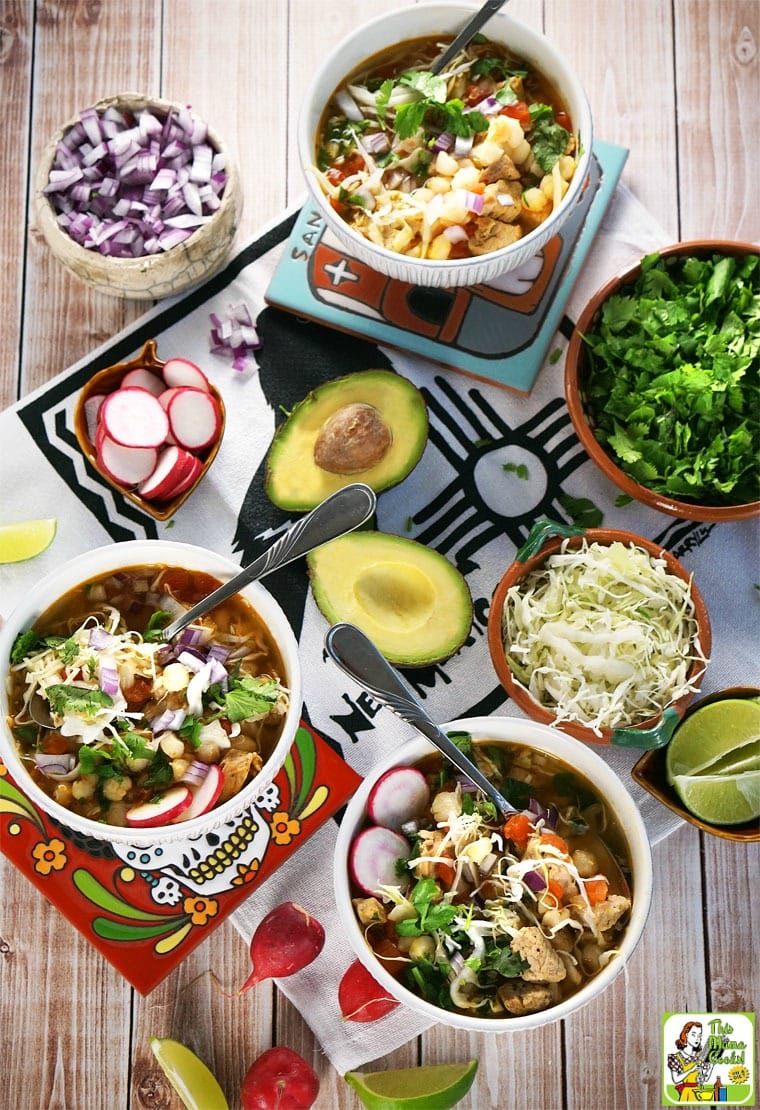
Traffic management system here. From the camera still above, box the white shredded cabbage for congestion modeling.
[501,539,708,736]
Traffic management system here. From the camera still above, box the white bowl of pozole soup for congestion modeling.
[0,541,302,847]
[298,3,593,287]
[334,716,652,1032]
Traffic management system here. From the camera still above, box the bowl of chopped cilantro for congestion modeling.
[487,519,712,747]
[298,3,592,287]
[565,242,760,521]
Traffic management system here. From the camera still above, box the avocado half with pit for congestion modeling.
[265,370,428,511]
[307,531,473,667]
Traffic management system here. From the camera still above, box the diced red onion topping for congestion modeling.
[523,869,547,893]
[362,130,391,155]
[453,135,474,158]
[89,626,115,650]
[432,132,454,153]
[34,753,78,780]
[150,708,187,734]
[209,301,261,372]
[44,103,227,258]
[98,660,121,698]
[443,225,469,244]
[181,760,210,786]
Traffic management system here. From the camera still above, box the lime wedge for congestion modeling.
[669,769,760,826]
[666,699,760,778]
[150,1036,229,1110]
[345,1060,478,1110]
[0,518,57,564]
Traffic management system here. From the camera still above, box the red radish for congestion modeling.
[121,367,165,396]
[367,766,431,831]
[349,825,411,896]
[339,959,399,1022]
[137,444,199,501]
[174,763,224,822]
[240,902,325,994]
[84,393,106,440]
[241,1047,319,1110]
[167,388,222,451]
[125,785,192,827]
[97,433,158,487]
[100,386,169,448]
[169,454,203,496]
[158,386,185,410]
[162,356,211,392]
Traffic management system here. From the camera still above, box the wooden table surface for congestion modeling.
[1,2,758,1108]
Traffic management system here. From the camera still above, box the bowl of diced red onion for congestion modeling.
[33,93,243,300]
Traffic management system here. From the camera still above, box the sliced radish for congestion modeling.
[84,393,106,441]
[167,387,222,451]
[349,826,411,895]
[174,764,224,822]
[162,357,210,392]
[98,433,158,486]
[100,386,169,448]
[158,386,185,411]
[367,767,431,831]
[125,784,193,827]
[121,367,165,396]
[137,444,197,500]
[167,453,203,497]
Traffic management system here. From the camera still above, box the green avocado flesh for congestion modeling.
[264,370,428,511]
[307,531,473,667]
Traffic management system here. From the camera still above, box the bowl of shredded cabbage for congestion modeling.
[487,520,712,747]
[34,93,242,300]
[298,3,593,287]
[565,241,760,522]
[0,540,302,847]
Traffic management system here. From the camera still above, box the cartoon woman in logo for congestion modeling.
[667,1022,716,1101]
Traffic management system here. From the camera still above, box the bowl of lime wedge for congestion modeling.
[632,687,760,841]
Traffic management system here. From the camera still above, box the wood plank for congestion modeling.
[0,0,33,410]
[674,0,759,240]
[22,0,160,396]
[702,838,760,1011]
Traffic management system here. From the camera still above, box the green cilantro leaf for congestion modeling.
[143,610,174,642]
[45,684,113,717]
[222,675,280,723]
[531,117,570,172]
[557,492,603,529]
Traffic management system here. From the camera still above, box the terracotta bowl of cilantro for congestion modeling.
[486,519,712,748]
[565,241,760,522]
[0,540,302,848]
[298,3,593,287]
[34,93,242,300]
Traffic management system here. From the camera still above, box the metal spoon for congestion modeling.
[161,483,376,641]
[325,621,631,898]
[324,621,517,817]
[430,0,509,75]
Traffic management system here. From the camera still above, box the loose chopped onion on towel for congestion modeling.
[209,302,262,372]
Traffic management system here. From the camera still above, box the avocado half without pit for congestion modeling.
[264,370,428,511]
[307,531,473,667]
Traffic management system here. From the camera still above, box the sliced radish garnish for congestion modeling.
[174,763,224,822]
[367,767,431,831]
[98,433,158,486]
[136,444,194,500]
[100,387,169,448]
[158,386,185,411]
[84,393,106,441]
[162,357,210,392]
[121,368,165,396]
[168,454,203,497]
[349,825,411,895]
[167,387,222,451]
[125,785,193,827]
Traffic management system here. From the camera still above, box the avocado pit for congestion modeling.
[313,402,392,475]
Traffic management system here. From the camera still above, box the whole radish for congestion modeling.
[240,902,325,994]
[339,958,399,1022]
[241,1047,319,1110]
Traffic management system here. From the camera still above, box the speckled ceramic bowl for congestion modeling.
[34,93,242,300]
[298,3,593,287]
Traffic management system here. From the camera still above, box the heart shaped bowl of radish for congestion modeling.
[73,338,225,520]
[333,715,653,1033]
[33,92,242,300]
[0,539,302,848]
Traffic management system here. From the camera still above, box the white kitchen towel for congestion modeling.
[1,185,757,1074]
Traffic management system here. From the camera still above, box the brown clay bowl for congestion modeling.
[487,520,712,747]
[632,687,760,841]
[565,240,760,523]
[73,338,225,521]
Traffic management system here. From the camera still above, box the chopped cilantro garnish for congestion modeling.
[45,684,113,717]
[10,630,45,664]
[179,714,203,748]
[143,610,173,642]
[503,461,529,480]
[222,675,280,723]
[531,117,570,172]
[557,492,603,529]
[446,730,472,756]
[57,637,79,665]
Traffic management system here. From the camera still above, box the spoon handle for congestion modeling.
[431,0,509,74]
[162,483,376,640]
[325,622,516,817]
